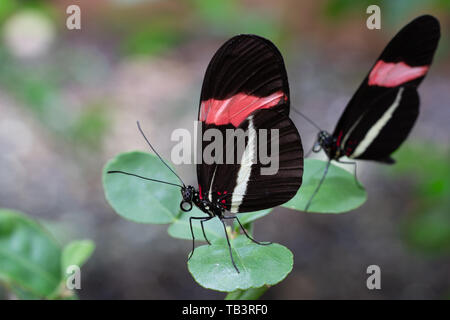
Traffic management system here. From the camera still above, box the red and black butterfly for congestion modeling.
[299,15,440,210]
[109,35,304,272]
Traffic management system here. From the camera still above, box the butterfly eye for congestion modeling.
[313,142,322,153]
[180,200,193,212]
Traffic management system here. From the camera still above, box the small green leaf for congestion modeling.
[61,240,95,275]
[188,236,293,292]
[283,159,367,213]
[168,208,225,241]
[0,209,62,298]
[103,151,181,224]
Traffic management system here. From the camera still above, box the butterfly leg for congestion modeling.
[221,219,240,273]
[188,216,209,260]
[200,217,213,245]
[305,159,331,212]
[336,159,363,189]
[223,216,271,246]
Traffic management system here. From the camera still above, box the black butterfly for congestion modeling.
[109,35,304,273]
[298,15,440,210]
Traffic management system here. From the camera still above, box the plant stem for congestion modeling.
[224,290,243,300]
[225,286,269,300]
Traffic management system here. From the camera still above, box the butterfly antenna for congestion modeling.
[136,121,186,187]
[107,170,184,188]
[291,108,322,131]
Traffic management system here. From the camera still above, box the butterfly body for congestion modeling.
[314,130,339,160]
[181,185,225,219]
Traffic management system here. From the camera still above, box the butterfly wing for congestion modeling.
[332,15,440,162]
[197,35,303,213]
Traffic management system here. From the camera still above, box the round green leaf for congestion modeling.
[61,240,95,274]
[283,158,367,213]
[168,208,225,241]
[188,236,293,292]
[0,209,62,298]
[103,151,181,224]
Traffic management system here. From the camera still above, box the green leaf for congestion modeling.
[61,240,95,275]
[283,159,367,213]
[0,209,62,298]
[188,236,293,292]
[168,208,225,241]
[231,209,272,230]
[103,151,181,224]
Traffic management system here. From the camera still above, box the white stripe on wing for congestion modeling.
[230,116,257,212]
[350,87,404,158]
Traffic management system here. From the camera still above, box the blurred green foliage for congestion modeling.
[191,0,284,44]
[0,45,56,115]
[0,44,110,149]
[323,0,449,22]
[0,209,95,299]
[119,0,285,56]
[69,104,111,149]
[123,23,182,56]
[0,0,17,22]
[0,0,55,24]
[118,8,185,57]
[390,143,450,254]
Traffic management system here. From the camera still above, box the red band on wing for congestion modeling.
[198,185,203,200]
[336,131,343,147]
[368,60,429,87]
[200,91,286,127]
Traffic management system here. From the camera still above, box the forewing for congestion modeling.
[197,34,294,202]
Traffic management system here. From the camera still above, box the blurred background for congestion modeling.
[0,0,449,299]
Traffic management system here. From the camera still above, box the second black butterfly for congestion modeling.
[302,15,440,210]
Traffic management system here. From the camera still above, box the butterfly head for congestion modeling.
[313,131,331,151]
[180,185,195,212]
